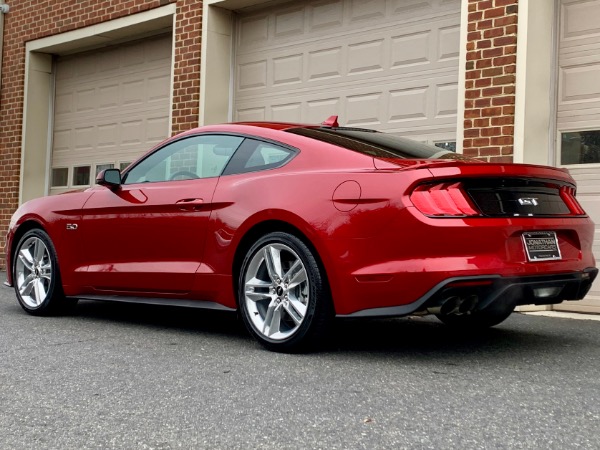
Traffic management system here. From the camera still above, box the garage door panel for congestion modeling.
[236,71,457,134]
[235,0,459,139]
[236,16,460,93]
[559,63,600,104]
[560,0,600,44]
[51,34,172,195]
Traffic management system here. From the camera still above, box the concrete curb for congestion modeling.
[520,311,600,321]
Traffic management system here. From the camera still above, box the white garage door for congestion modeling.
[51,34,172,194]
[234,0,461,146]
[556,0,600,313]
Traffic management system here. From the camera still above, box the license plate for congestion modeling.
[522,231,561,261]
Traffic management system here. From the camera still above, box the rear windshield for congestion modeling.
[286,127,472,160]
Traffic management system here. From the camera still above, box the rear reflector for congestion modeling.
[410,182,479,217]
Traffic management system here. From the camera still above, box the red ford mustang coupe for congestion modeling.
[5,119,598,351]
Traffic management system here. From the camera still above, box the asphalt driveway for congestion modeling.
[1,286,599,449]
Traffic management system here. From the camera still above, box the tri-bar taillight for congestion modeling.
[410,182,479,217]
[410,181,587,218]
[559,185,586,215]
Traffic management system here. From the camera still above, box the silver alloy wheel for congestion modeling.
[243,243,310,341]
[15,236,53,308]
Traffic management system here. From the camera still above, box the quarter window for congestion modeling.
[245,142,293,168]
[223,139,296,175]
[122,135,244,185]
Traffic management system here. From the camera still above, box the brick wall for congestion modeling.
[0,0,202,261]
[463,0,518,162]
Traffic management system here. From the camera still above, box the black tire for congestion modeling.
[13,229,76,316]
[436,300,515,329]
[238,232,332,352]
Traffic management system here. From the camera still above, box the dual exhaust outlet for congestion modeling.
[427,295,479,316]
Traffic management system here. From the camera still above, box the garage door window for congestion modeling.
[561,131,600,165]
[51,168,69,188]
[434,141,457,152]
[95,163,114,177]
[72,166,91,186]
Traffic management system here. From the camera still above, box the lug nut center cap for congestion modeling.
[276,286,284,297]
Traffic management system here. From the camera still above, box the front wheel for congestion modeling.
[238,232,332,352]
[13,229,75,316]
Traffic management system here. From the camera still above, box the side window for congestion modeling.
[224,139,296,175]
[122,135,244,184]
[245,143,293,169]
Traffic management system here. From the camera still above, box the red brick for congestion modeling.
[475,98,491,108]
[491,136,514,146]
[484,28,504,39]
[477,39,492,49]
[477,19,494,30]
[492,96,515,106]
[468,11,483,21]
[481,127,502,137]
[482,87,503,97]
[493,75,516,86]
[494,55,517,66]
[468,31,482,41]
[494,36,518,47]
[463,148,480,157]
[475,78,492,88]
[482,107,503,117]
[483,47,503,58]
[482,67,503,77]
[473,138,491,147]
[494,16,518,27]
[489,156,514,163]
[484,7,505,19]
[491,116,514,126]
[480,147,502,156]
[476,58,493,69]
[465,89,482,99]
[477,0,494,10]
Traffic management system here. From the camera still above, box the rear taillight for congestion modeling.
[410,182,479,217]
[559,186,586,215]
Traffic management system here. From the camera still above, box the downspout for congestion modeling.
[0,1,7,99]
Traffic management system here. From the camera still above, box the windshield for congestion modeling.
[286,127,474,160]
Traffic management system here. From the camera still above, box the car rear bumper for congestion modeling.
[337,267,598,318]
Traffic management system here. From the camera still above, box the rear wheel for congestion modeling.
[238,232,332,352]
[13,229,75,315]
[436,301,515,329]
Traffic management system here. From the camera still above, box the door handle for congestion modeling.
[176,198,204,210]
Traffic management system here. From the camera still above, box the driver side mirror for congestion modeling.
[96,168,121,188]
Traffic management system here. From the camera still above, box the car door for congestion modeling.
[79,134,244,295]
